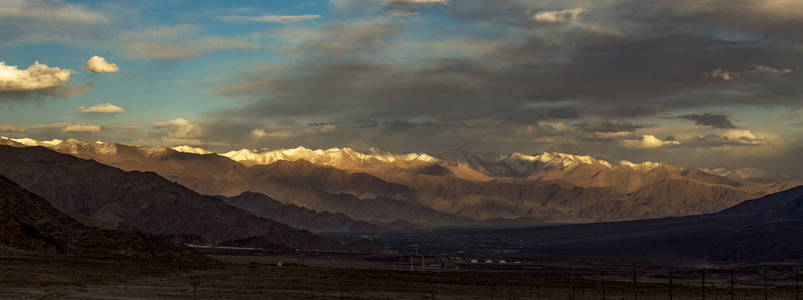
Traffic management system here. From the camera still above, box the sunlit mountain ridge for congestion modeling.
[1,136,792,223]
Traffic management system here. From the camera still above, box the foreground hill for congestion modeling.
[0,145,348,252]
[0,174,197,258]
[386,186,803,262]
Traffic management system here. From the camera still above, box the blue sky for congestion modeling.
[0,0,802,179]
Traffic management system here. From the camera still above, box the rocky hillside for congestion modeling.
[384,186,803,262]
[0,145,349,252]
[0,174,197,258]
[221,192,394,233]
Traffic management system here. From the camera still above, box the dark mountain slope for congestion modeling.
[0,145,346,251]
[222,192,389,233]
[0,174,197,258]
[387,186,803,262]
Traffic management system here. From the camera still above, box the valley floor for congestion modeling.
[2,251,803,299]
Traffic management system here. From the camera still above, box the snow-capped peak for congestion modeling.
[505,152,613,169]
[0,136,63,147]
[171,145,213,155]
[618,160,663,171]
[220,146,440,167]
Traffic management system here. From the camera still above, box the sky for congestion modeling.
[0,0,801,179]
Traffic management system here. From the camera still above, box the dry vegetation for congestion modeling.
[2,251,801,299]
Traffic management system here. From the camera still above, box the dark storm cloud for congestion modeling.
[682,134,764,148]
[675,113,738,129]
[202,0,803,177]
[574,121,648,133]
[220,30,799,124]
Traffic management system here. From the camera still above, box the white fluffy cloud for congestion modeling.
[62,124,101,133]
[0,61,73,91]
[621,134,680,149]
[220,14,320,23]
[82,56,119,73]
[79,102,124,113]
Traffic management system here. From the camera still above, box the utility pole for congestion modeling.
[568,272,574,300]
[421,254,425,270]
[669,266,673,300]
[730,268,735,300]
[796,269,800,300]
[632,265,638,300]
[764,267,770,300]
[600,268,606,300]
[702,269,706,300]
[340,271,345,300]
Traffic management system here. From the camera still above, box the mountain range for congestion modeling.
[0,144,352,251]
[0,137,792,226]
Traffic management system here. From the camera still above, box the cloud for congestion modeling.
[119,25,260,60]
[79,102,124,114]
[722,129,759,142]
[0,61,73,91]
[621,135,679,149]
[332,0,447,7]
[0,124,24,133]
[61,124,101,133]
[531,7,622,35]
[220,14,320,23]
[754,65,792,75]
[252,129,267,138]
[675,113,737,129]
[331,0,446,16]
[707,65,792,81]
[707,69,735,81]
[702,167,770,180]
[684,129,765,147]
[251,20,398,60]
[574,121,647,133]
[0,0,108,23]
[386,10,418,16]
[153,118,205,145]
[82,56,119,73]
[390,0,447,3]
[32,122,70,129]
[533,7,586,23]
